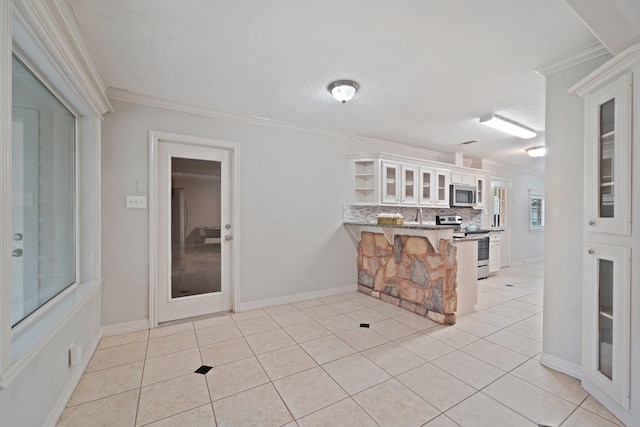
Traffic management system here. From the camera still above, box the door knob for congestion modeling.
[588,220,595,226]
[12,248,23,257]
[225,235,233,241]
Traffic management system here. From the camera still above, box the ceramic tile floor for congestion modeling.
[57,262,626,426]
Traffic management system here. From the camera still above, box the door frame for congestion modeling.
[490,176,512,268]
[148,130,240,328]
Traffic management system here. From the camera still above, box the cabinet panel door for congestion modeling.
[418,166,434,206]
[381,161,400,204]
[434,169,450,207]
[474,174,486,209]
[582,244,630,410]
[584,74,632,235]
[401,164,418,205]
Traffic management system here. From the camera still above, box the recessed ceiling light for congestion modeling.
[479,114,537,139]
[328,80,359,103]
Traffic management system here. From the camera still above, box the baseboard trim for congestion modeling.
[101,319,150,337]
[45,331,102,427]
[238,284,357,312]
[540,352,582,380]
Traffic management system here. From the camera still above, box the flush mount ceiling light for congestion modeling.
[328,80,359,103]
[479,114,537,139]
[526,146,546,157]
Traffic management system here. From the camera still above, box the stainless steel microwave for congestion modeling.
[450,184,477,207]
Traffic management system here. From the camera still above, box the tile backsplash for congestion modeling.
[343,205,482,227]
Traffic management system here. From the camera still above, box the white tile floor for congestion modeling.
[57,262,626,426]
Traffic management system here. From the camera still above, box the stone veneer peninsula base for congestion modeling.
[357,231,458,325]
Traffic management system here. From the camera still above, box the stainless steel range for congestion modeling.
[436,215,491,279]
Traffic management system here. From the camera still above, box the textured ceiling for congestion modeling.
[68,0,602,172]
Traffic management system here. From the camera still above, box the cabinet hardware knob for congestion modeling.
[224,235,233,241]
[588,249,595,255]
[588,220,595,226]
[12,248,23,257]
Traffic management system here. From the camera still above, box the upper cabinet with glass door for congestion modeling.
[583,74,632,235]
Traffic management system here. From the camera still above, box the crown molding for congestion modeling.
[106,87,446,160]
[570,42,640,96]
[535,42,610,77]
[13,0,112,116]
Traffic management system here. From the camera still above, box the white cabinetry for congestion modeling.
[583,74,632,235]
[401,164,418,205]
[583,244,630,410]
[450,170,473,185]
[434,169,450,207]
[348,153,484,209]
[474,174,487,209]
[381,161,400,204]
[350,158,379,205]
[418,166,434,206]
[489,233,501,273]
[570,45,639,424]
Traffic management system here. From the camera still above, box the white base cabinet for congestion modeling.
[570,44,640,426]
[489,233,500,274]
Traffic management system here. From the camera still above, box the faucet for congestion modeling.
[415,208,423,225]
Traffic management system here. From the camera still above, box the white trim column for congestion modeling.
[0,0,13,377]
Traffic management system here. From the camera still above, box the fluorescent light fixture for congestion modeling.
[479,114,537,139]
[526,146,546,157]
[328,80,359,103]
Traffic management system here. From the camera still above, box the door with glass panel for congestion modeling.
[584,74,631,235]
[156,140,233,323]
[11,55,76,328]
[583,245,630,409]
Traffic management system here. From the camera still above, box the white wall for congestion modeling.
[101,99,450,326]
[483,162,545,265]
[541,54,610,373]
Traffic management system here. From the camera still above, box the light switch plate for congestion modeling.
[126,195,147,209]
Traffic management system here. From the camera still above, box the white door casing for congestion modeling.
[149,131,239,326]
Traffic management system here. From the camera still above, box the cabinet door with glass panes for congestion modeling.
[380,161,400,204]
[584,74,632,235]
[582,244,630,410]
[401,164,418,205]
[418,166,435,206]
[474,174,486,209]
[434,169,450,207]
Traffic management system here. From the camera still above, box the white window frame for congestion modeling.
[1,0,109,388]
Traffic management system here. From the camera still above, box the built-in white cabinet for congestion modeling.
[582,244,630,410]
[381,161,400,204]
[450,170,473,186]
[350,159,379,205]
[474,174,487,209]
[418,166,434,206]
[434,169,450,207]
[570,45,639,425]
[348,153,483,209]
[582,74,632,235]
[401,164,418,205]
[489,233,501,273]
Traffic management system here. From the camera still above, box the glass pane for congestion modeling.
[599,99,615,218]
[598,258,614,379]
[11,55,76,327]
[386,166,395,197]
[438,174,445,200]
[171,158,221,298]
[405,170,414,198]
[422,172,431,199]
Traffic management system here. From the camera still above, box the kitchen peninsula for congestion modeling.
[344,220,474,325]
